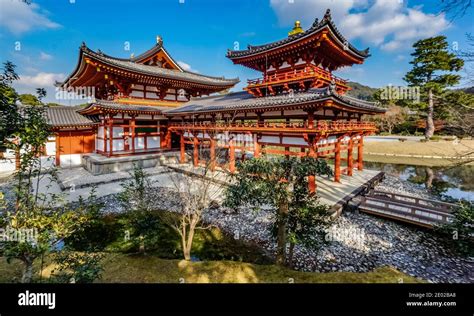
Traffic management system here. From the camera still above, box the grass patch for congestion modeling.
[0,253,423,284]
[65,210,271,264]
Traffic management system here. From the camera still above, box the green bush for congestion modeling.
[51,251,104,283]
[435,202,474,256]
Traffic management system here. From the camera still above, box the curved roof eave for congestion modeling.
[60,43,239,89]
[227,9,369,61]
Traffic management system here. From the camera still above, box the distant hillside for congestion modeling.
[346,82,378,101]
[458,86,474,94]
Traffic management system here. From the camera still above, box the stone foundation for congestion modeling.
[81,152,181,175]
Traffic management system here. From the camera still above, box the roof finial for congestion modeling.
[324,8,331,19]
[130,53,135,59]
[288,20,304,36]
[156,35,163,45]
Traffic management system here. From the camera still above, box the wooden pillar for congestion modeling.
[254,134,260,158]
[103,120,107,155]
[131,116,136,153]
[347,137,354,176]
[210,137,216,171]
[334,139,341,182]
[307,109,315,128]
[108,116,114,157]
[193,134,199,166]
[229,137,235,173]
[180,133,185,163]
[166,130,172,149]
[358,135,364,171]
[55,133,60,167]
[308,137,317,193]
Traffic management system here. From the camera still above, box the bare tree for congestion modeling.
[159,147,226,261]
[439,0,472,21]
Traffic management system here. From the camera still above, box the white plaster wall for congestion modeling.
[113,139,124,151]
[113,127,124,137]
[98,126,104,138]
[147,136,160,149]
[0,158,15,173]
[135,137,145,150]
[45,141,56,156]
[60,154,82,168]
[96,139,104,152]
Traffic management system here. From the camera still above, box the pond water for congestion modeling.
[364,161,474,202]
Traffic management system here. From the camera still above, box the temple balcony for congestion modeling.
[245,64,350,97]
[169,121,377,135]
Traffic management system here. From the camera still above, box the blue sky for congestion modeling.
[0,0,472,104]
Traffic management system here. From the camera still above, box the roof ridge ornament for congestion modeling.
[288,20,304,36]
[323,8,332,21]
[156,35,163,46]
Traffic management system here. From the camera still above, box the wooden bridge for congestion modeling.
[358,189,457,228]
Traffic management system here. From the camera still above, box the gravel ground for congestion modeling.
[1,172,472,283]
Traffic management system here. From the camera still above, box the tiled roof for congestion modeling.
[165,87,385,115]
[79,99,169,114]
[44,106,97,127]
[227,9,369,59]
[76,45,239,87]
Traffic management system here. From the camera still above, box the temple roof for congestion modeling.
[44,106,98,128]
[78,99,169,115]
[165,87,385,115]
[60,42,239,89]
[227,9,369,68]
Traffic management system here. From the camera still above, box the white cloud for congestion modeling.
[177,61,198,73]
[17,72,65,88]
[269,0,449,52]
[395,54,406,61]
[270,0,368,26]
[39,52,52,61]
[0,0,61,35]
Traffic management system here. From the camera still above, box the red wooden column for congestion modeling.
[229,137,235,173]
[165,130,172,149]
[108,115,114,157]
[131,116,136,153]
[180,133,185,163]
[193,134,199,166]
[254,134,260,158]
[307,109,315,128]
[307,137,317,193]
[334,138,341,182]
[210,136,216,171]
[347,137,354,176]
[357,135,364,170]
[102,119,107,155]
[55,133,60,167]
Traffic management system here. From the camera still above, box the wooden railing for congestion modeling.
[247,65,348,87]
[169,121,377,134]
[359,189,457,228]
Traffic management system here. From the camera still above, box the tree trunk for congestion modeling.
[184,223,196,261]
[21,257,34,283]
[287,242,295,268]
[425,88,435,139]
[425,167,434,190]
[276,201,289,266]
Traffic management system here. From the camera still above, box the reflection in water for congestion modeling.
[364,162,474,202]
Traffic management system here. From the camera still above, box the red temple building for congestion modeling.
[38,9,384,191]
